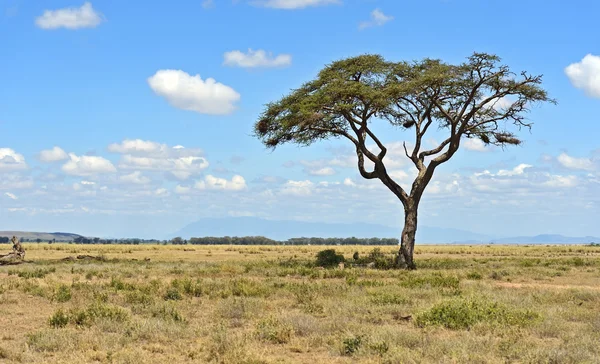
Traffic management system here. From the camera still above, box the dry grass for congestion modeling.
[0,243,599,363]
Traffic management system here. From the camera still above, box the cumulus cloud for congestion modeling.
[62,153,117,176]
[0,148,27,171]
[565,54,600,98]
[120,155,208,180]
[35,2,103,30]
[557,153,596,171]
[305,167,336,176]
[147,70,240,115]
[39,146,68,162]
[224,49,291,68]
[5,192,18,200]
[252,0,340,9]
[280,180,314,196]
[359,8,393,30]
[195,175,247,191]
[110,139,208,180]
[120,171,151,185]
[497,163,532,176]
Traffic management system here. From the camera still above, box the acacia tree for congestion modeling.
[254,53,553,269]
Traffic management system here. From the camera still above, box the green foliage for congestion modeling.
[315,249,345,268]
[163,288,183,301]
[49,309,69,328]
[415,298,540,330]
[151,304,185,322]
[52,285,72,303]
[370,293,410,306]
[342,335,364,356]
[466,271,483,280]
[256,317,293,344]
[9,267,56,279]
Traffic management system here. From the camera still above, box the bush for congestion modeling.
[342,335,364,356]
[49,310,69,328]
[163,288,183,301]
[53,285,72,303]
[415,298,540,330]
[315,249,345,268]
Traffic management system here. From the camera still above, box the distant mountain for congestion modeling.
[0,231,83,242]
[170,217,491,243]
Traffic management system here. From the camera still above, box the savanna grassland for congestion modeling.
[1,243,599,363]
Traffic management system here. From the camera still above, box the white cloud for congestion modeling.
[120,171,151,185]
[202,0,214,8]
[35,2,103,30]
[195,175,247,191]
[39,146,68,162]
[155,188,169,196]
[280,180,314,196]
[359,8,393,30]
[463,138,489,152]
[175,185,192,194]
[0,148,27,171]
[62,153,117,176]
[343,178,356,187]
[0,174,34,190]
[565,54,600,98]
[557,153,595,171]
[224,49,292,68]
[5,192,18,200]
[306,167,336,176]
[498,164,532,176]
[147,70,240,115]
[108,139,164,155]
[543,175,578,188]
[120,155,208,180]
[110,139,209,180]
[252,0,340,9]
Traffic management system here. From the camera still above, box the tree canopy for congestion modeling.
[254,52,553,269]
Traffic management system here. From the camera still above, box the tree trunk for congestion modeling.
[397,204,418,270]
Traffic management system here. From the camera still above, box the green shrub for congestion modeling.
[53,285,72,303]
[415,298,540,330]
[466,271,483,280]
[152,305,185,322]
[256,317,293,344]
[49,310,69,328]
[10,268,56,279]
[316,249,345,268]
[163,288,183,301]
[342,335,364,356]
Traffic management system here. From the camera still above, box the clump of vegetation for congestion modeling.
[315,249,345,268]
[52,284,72,303]
[415,298,540,330]
[256,316,293,344]
[342,335,364,356]
[48,309,69,328]
[151,304,185,322]
[163,287,183,301]
[9,267,56,279]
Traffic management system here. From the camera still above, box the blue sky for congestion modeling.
[0,0,599,239]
